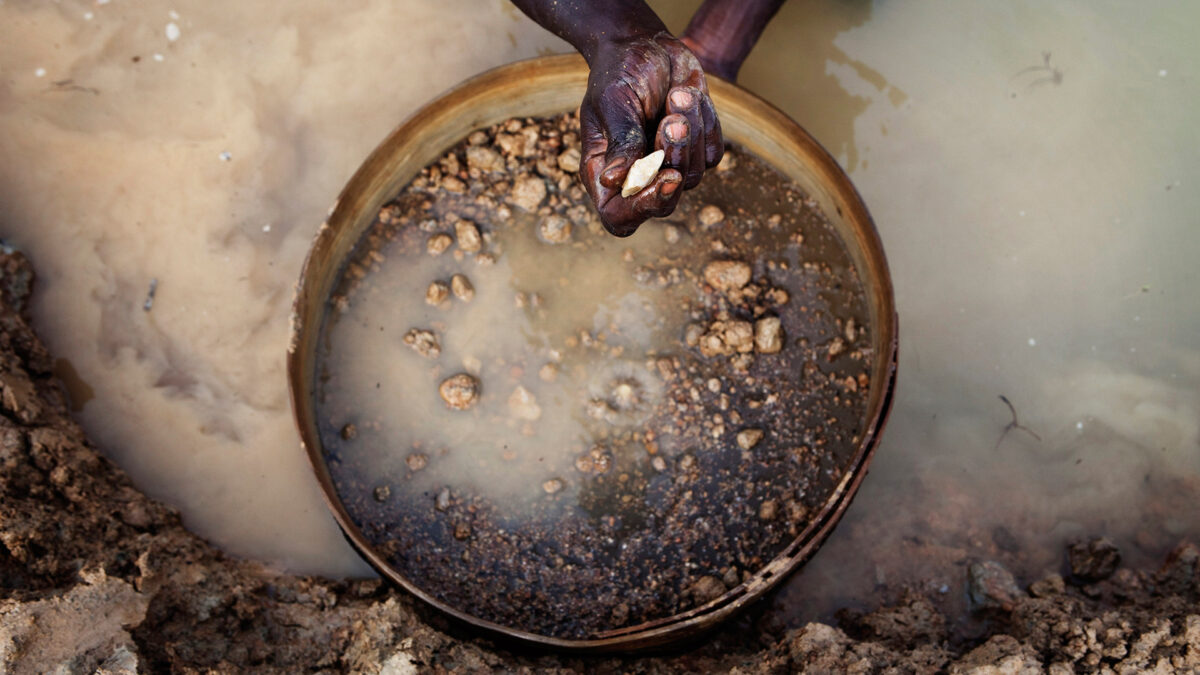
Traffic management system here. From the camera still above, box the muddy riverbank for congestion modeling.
[0,249,1196,673]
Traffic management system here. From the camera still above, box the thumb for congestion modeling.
[595,95,651,190]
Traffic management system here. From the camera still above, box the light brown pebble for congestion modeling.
[737,428,764,450]
[406,453,428,471]
[435,487,451,511]
[453,522,471,540]
[403,328,441,358]
[651,456,667,472]
[373,485,391,502]
[439,373,480,410]
[844,318,858,343]
[538,214,572,244]
[538,363,559,382]
[698,320,754,357]
[340,423,357,440]
[759,499,779,521]
[664,225,681,244]
[716,152,736,172]
[466,145,505,173]
[698,204,725,227]
[441,176,466,193]
[689,575,727,603]
[754,316,784,354]
[542,478,564,494]
[451,274,474,302]
[508,385,542,421]
[426,233,452,256]
[511,175,547,211]
[425,281,450,306]
[467,130,488,146]
[454,220,482,253]
[557,147,581,173]
[703,260,751,292]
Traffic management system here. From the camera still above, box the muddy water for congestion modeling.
[319,208,683,515]
[0,0,1197,631]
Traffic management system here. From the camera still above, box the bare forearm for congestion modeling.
[510,0,668,63]
[682,0,786,80]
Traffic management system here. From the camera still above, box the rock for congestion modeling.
[425,281,449,306]
[688,575,726,604]
[542,478,564,495]
[703,260,751,292]
[450,274,474,302]
[754,316,784,354]
[438,373,479,410]
[405,453,428,472]
[1028,573,1066,598]
[556,147,581,173]
[426,233,452,256]
[507,385,542,421]
[454,220,482,253]
[510,175,546,211]
[538,363,558,382]
[737,428,764,450]
[373,485,390,502]
[1069,538,1122,582]
[621,150,664,198]
[403,328,440,358]
[466,145,504,173]
[949,634,1042,674]
[758,499,778,521]
[698,204,725,227]
[538,214,572,244]
[698,320,754,357]
[340,423,358,440]
[967,560,1025,612]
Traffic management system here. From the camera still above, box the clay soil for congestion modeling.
[0,250,1198,672]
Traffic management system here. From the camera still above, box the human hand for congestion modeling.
[579,33,723,237]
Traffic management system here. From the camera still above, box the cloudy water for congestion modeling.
[0,0,1196,629]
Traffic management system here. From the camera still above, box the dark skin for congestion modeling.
[512,0,786,237]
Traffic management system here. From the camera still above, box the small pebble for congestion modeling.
[557,147,581,173]
[165,22,180,41]
[754,316,784,354]
[508,385,542,421]
[450,274,474,302]
[406,453,428,472]
[538,363,559,382]
[542,478,564,494]
[538,214,572,244]
[403,328,440,358]
[340,423,357,440]
[651,456,667,472]
[511,175,547,211]
[439,373,480,410]
[737,428,764,450]
[758,499,778,521]
[373,485,391,502]
[426,233,452,256]
[435,487,451,511]
[454,221,482,253]
[703,260,751,292]
[698,205,725,227]
[454,522,471,540]
[425,281,450,306]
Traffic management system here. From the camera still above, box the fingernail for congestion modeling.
[666,121,687,143]
[661,180,680,196]
[670,90,694,109]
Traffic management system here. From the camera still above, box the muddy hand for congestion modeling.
[579,33,723,237]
